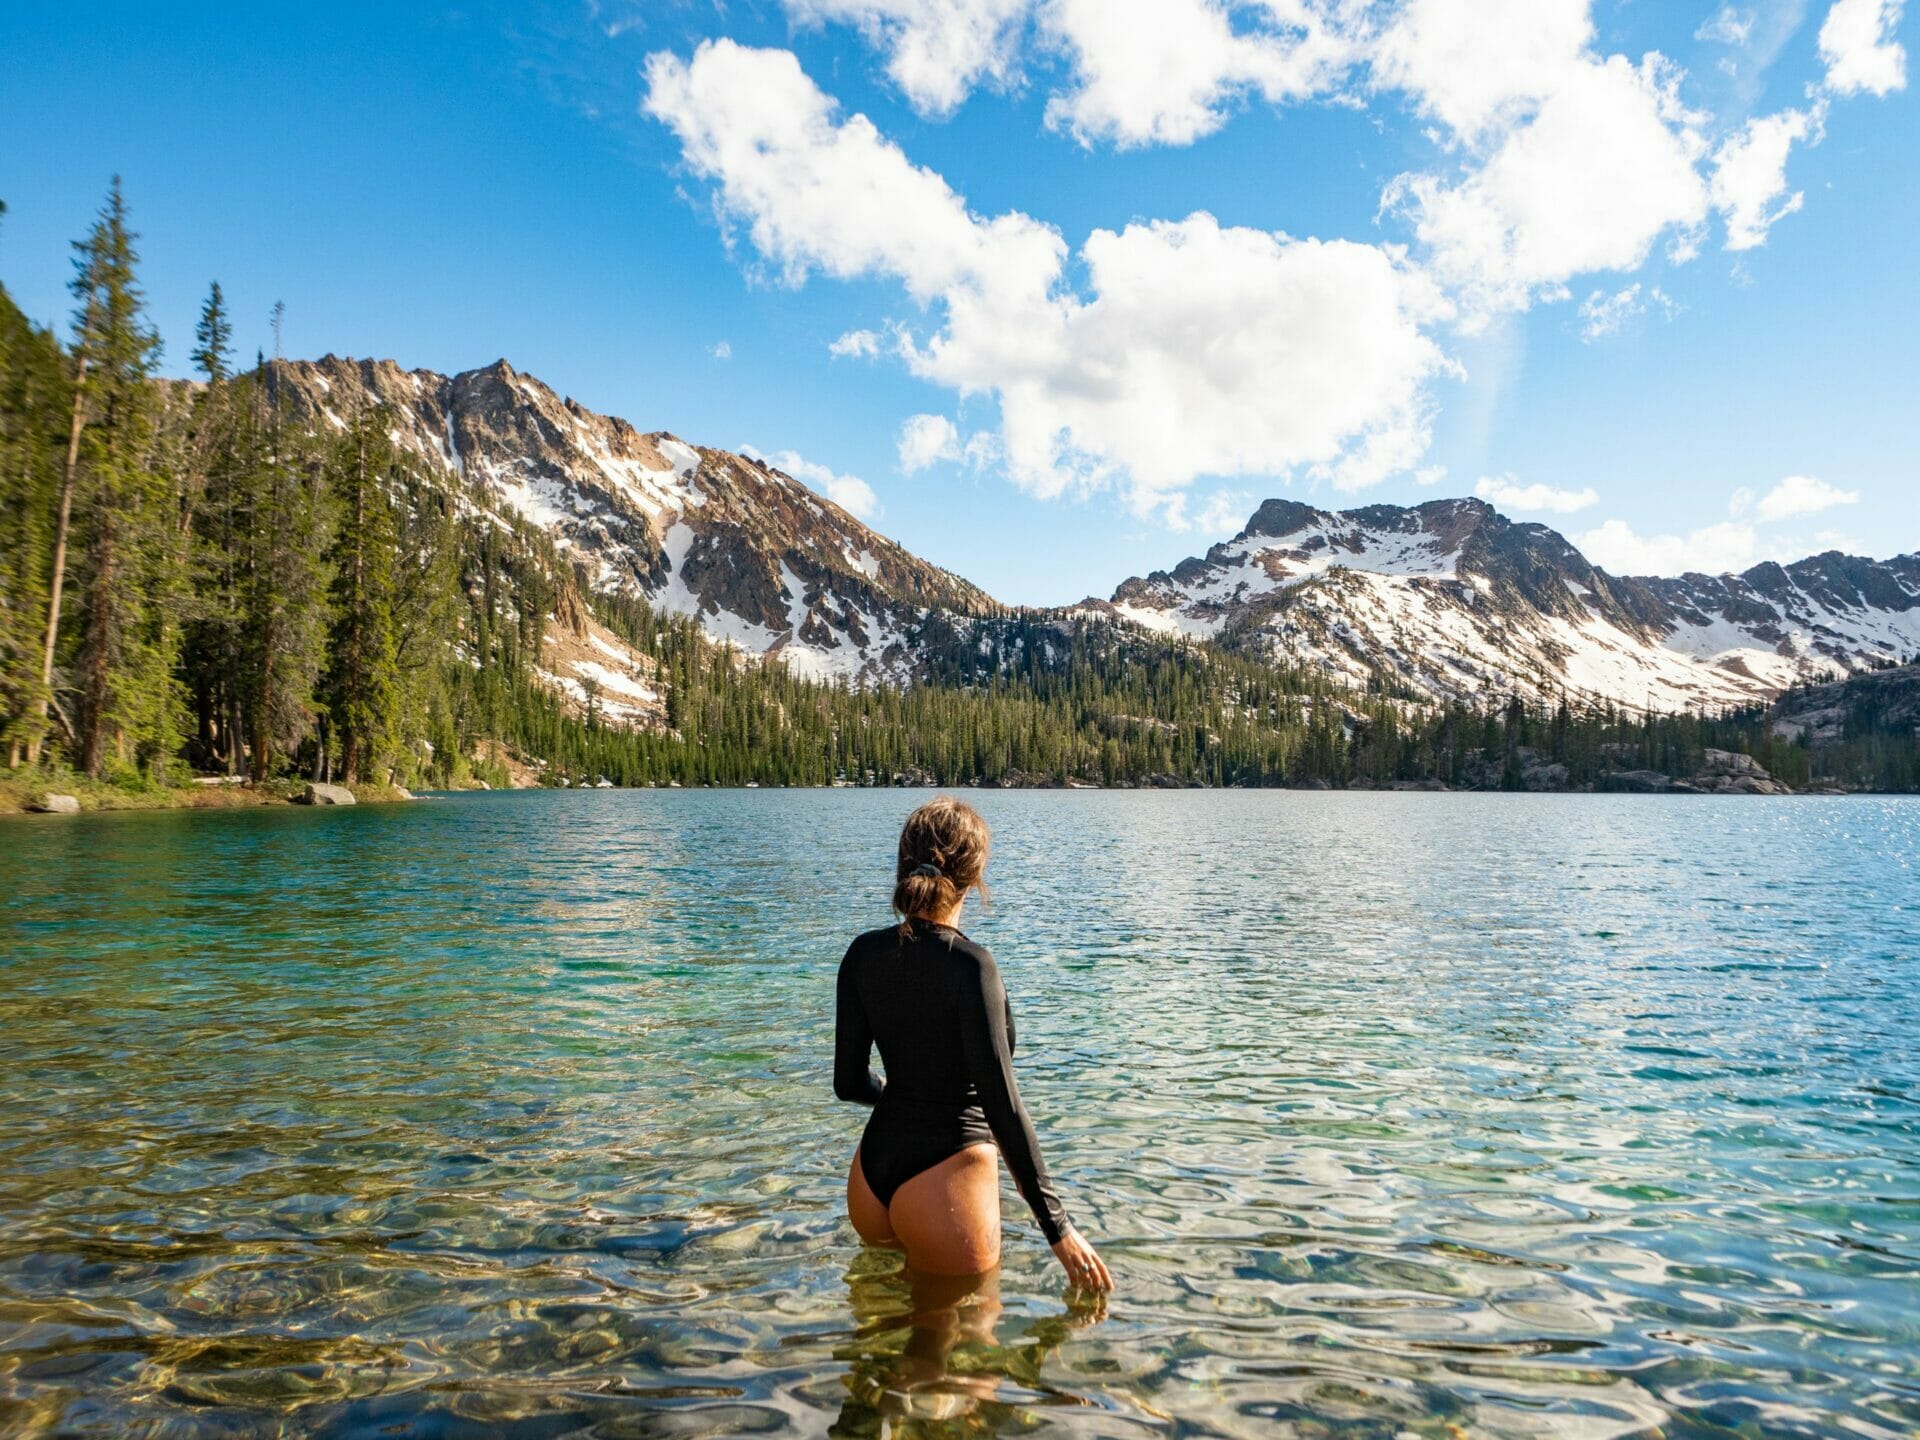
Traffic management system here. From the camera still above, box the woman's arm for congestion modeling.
[954,948,1071,1245]
[834,948,884,1105]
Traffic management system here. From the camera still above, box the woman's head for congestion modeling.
[892,795,991,927]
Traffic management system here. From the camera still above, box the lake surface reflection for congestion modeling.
[1,790,1916,1437]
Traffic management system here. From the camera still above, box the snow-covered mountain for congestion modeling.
[258,356,1918,715]
[1093,498,1920,709]
[262,356,999,689]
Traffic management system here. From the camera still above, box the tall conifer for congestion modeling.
[320,407,400,784]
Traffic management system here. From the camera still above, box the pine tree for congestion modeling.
[319,407,401,785]
[64,179,180,778]
[0,278,71,763]
[191,281,231,383]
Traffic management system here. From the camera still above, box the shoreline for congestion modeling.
[0,774,420,816]
[2,775,1896,815]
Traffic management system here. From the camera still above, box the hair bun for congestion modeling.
[892,796,992,932]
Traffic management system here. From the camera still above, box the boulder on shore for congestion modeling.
[1599,769,1673,793]
[1692,748,1791,794]
[28,793,80,814]
[299,783,356,806]
[1520,761,1569,792]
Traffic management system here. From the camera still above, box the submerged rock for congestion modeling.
[28,793,80,814]
[299,783,356,806]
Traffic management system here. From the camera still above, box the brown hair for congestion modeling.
[892,795,991,931]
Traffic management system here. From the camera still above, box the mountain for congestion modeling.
[260,356,1000,691]
[1093,497,1920,710]
[257,357,1918,717]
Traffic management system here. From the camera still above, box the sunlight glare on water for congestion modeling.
[1,790,1917,1437]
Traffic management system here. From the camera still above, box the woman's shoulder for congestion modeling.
[918,925,998,977]
[849,923,902,948]
[843,924,899,962]
[847,922,997,969]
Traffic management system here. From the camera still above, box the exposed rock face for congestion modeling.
[1690,749,1790,795]
[28,793,80,813]
[1520,761,1570,792]
[299,783,356,805]
[1096,497,1920,709]
[262,357,1000,688]
[1768,661,1920,746]
[1598,769,1678,794]
[247,354,1918,719]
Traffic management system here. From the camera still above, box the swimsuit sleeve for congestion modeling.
[954,947,1071,1245]
[834,944,885,1106]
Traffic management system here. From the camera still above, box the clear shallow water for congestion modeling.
[1,790,1916,1439]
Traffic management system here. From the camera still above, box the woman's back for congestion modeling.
[838,921,1009,1111]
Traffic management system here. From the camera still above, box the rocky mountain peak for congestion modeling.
[1240,497,1327,540]
[1099,495,1920,710]
[258,355,1001,687]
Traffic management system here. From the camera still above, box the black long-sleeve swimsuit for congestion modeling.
[834,920,1071,1245]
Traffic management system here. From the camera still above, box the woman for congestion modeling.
[835,796,1113,1291]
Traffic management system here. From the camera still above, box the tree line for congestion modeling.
[3,183,1915,798]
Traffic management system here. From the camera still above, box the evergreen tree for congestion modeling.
[319,407,401,784]
[65,179,180,778]
[231,369,328,780]
[0,281,71,763]
[191,281,231,383]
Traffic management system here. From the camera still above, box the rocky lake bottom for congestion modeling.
[1,789,1915,1437]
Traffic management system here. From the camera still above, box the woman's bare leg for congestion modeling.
[848,1146,900,1249]
[888,1144,1001,1276]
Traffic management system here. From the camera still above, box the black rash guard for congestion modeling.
[835,920,1071,1245]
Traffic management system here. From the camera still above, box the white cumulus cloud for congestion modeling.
[773,0,1904,341]
[1372,0,1595,143]
[648,40,1455,517]
[1039,0,1357,149]
[1711,104,1825,251]
[1385,49,1710,321]
[1819,0,1907,95]
[897,413,963,471]
[1473,474,1599,513]
[1752,473,1860,520]
[654,13,1909,530]
[1579,475,1863,573]
[643,39,1066,307]
[829,327,882,358]
[709,340,732,359]
[1576,517,1762,575]
[784,0,1029,115]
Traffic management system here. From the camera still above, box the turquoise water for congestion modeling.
[1,790,1916,1438]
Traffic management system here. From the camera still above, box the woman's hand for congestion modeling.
[1051,1227,1113,1292]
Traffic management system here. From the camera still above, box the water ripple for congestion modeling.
[1,791,1916,1437]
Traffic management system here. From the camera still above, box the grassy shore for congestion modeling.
[0,770,417,814]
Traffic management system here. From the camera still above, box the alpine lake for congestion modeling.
[1,789,1915,1438]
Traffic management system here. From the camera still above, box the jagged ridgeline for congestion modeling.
[3,186,1917,794]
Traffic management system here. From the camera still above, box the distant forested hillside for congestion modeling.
[3,185,1915,802]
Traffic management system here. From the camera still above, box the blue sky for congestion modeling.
[1,1,1913,605]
